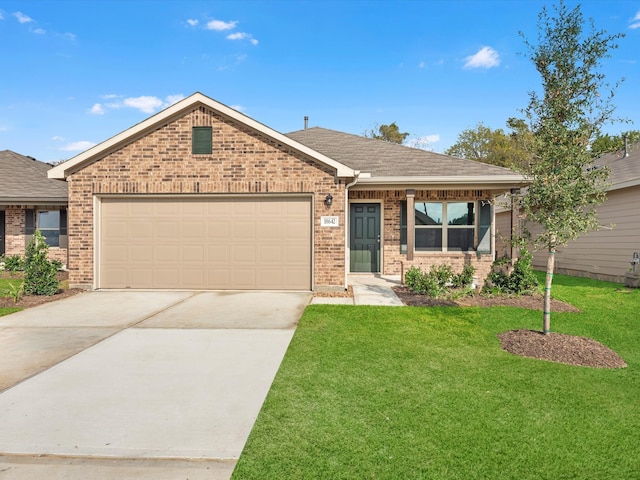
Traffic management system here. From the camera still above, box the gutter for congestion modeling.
[353,174,528,187]
[344,171,360,290]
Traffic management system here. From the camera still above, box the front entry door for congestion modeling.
[350,203,381,273]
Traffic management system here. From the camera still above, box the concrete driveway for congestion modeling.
[0,290,311,479]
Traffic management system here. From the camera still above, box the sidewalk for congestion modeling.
[311,275,404,306]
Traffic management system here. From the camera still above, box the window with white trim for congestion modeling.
[401,200,491,253]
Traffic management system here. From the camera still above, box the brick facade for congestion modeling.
[350,189,496,286]
[1,205,68,266]
[66,106,346,289]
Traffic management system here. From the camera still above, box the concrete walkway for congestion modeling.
[0,290,311,479]
[311,274,404,306]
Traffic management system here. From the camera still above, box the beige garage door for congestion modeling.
[99,196,311,290]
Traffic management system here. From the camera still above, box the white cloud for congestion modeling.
[230,105,246,112]
[14,11,33,23]
[418,61,425,68]
[0,125,9,132]
[163,94,185,107]
[0,12,4,20]
[186,19,199,27]
[91,94,184,114]
[51,136,65,141]
[60,140,96,152]
[89,103,105,115]
[206,19,237,31]
[463,46,500,69]
[406,134,440,150]
[227,31,258,45]
[122,96,164,113]
[630,11,640,29]
[33,27,45,34]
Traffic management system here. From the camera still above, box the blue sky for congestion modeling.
[1,0,639,163]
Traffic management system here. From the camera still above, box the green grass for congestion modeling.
[0,276,24,316]
[233,274,640,479]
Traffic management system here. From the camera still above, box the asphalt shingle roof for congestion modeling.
[0,150,68,203]
[593,141,640,188]
[285,127,519,178]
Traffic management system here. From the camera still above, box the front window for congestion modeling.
[401,200,490,253]
[37,211,60,247]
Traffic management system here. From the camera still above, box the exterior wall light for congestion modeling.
[324,194,333,208]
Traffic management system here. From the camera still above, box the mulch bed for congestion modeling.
[392,286,579,312]
[0,271,85,309]
[393,286,626,369]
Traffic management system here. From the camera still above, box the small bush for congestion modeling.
[23,231,59,296]
[405,264,475,298]
[50,259,64,271]
[485,247,538,295]
[3,282,24,303]
[3,255,25,272]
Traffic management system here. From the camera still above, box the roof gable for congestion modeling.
[0,150,68,204]
[48,92,355,179]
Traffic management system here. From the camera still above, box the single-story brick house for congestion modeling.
[48,92,526,291]
[496,141,640,283]
[0,150,68,265]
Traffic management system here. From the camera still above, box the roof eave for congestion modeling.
[48,92,355,179]
[0,197,68,206]
[351,175,529,190]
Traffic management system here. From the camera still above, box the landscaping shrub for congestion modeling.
[486,247,538,295]
[23,231,59,296]
[404,264,475,298]
[3,255,25,272]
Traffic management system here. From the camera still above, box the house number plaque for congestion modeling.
[320,216,339,227]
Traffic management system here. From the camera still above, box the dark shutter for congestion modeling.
[60,209,67,235]
[59,208,68,249]
[25,209,35,247]
[25,209,35,235]
[192,127,213,154]
[477,201,492,254]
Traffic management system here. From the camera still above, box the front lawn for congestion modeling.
[0,276,24,316]
[233,274,640,479]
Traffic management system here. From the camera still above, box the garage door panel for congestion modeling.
[100,197,311,290]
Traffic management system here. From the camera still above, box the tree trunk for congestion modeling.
[543,246,556,335]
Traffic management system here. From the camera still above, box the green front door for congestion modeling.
[350,203,381,273]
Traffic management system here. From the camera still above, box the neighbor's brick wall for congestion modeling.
[2,205,68,265]
[67,105,345,289]
[350,189,495,286]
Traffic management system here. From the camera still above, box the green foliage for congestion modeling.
[365,122,409,144]
[486,248,539,295]
[2,255,25,272]
[445,121,532,170]
[590,131,640,158]
[3,281,24,303]
[517,1,623,333]
[50,259,64,271]
[23,230,59,296]
[404,264,475,298]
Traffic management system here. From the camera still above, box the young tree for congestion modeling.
[517,1,623,334]
[365,122,409,144]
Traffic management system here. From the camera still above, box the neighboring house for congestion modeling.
[48,92,525,291]
[0,150,68,265]
[496,142,640,283]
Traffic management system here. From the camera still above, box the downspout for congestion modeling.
[344,171,361,290]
